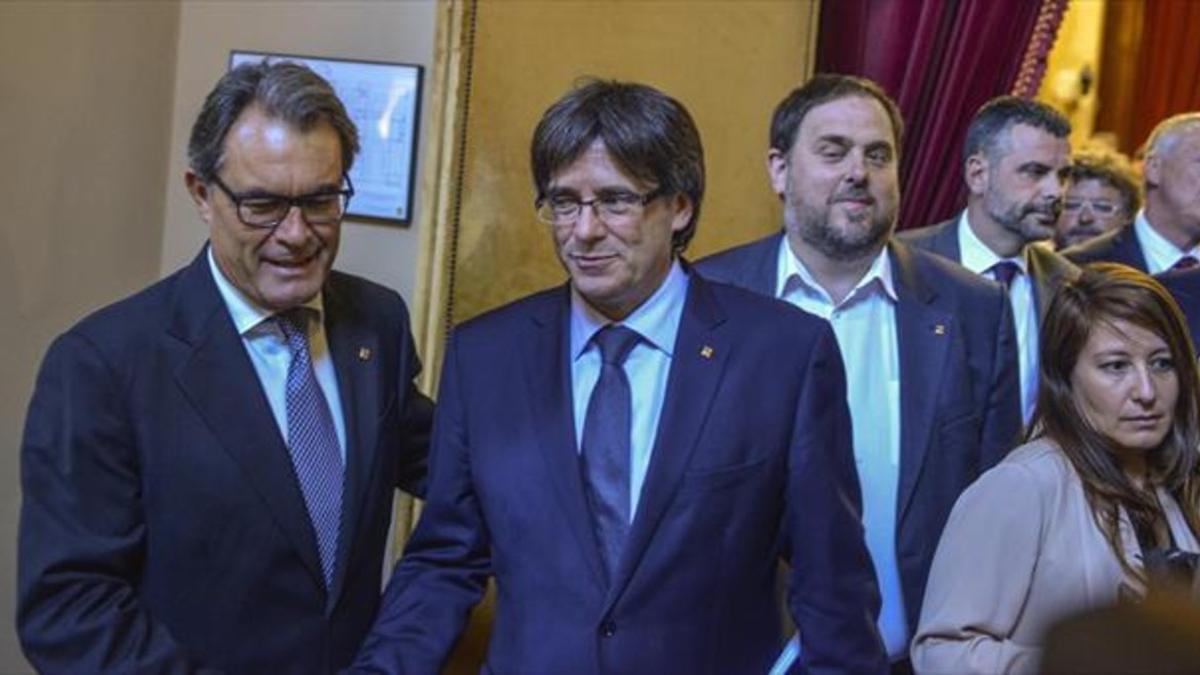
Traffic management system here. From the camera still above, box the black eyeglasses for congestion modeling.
[535,188,665,227]
[210,173,355,228]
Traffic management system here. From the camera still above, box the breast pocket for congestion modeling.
[678,455,771,495]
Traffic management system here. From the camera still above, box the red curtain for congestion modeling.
[1122,1,1200,154]
[816,0,1065,231]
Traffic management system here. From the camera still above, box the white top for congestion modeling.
[776,237,908,658]
[957,212,1038,426]
[206,246,347,460]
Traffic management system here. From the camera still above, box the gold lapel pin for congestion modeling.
[933,324,946,336]
[358,347,373,361]
[700,345,714,359]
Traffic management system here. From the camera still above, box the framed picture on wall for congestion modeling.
[229,50,423,225]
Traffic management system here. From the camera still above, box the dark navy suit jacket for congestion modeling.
[18,249,432,674]
[1159,268,1200,353]
[695,233,1022,633]
[352,271,887,674]
[900,218,1080,322]
[1060,225,1149,272]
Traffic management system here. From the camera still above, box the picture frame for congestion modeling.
[229,50,424,224]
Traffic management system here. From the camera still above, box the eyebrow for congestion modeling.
[237,182,345,199]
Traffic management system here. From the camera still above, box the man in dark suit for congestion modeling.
[698,74,1021,674]
[1159,267,1200,352]
[901,96,1078,426]
[351,80,886,674]
[1052,150,1139,250]
[1062,112,1200,274]
[17,62,431,674]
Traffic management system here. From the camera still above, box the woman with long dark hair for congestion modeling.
[912,263,1200,673]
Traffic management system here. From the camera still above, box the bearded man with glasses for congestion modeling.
[17,61,432,674]
[351,79,886,674]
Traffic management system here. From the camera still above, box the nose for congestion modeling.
[570,202,607,242]
[844,152,867,183]
[1078,204,1094,224]
[1131,366,1159,406]
[271,206,312,247]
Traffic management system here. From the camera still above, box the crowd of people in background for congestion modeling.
[15,59,1200,675]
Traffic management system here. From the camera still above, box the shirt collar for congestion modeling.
[570,260,688,361]
[206,244,324,336]
[1135,209,1200,273]
[776,235,897,306]
[958,210,1028,275]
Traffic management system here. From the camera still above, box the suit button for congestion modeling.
[600,621,616,637]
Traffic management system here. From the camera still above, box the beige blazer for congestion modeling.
[911,438,1200,674]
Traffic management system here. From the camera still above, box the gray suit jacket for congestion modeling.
[899,217,1080,321]
[696,232,1022,633]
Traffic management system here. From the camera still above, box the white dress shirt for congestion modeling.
[774,237,908,659]
[570,260,688,521]
[958,212,1038,425]
[207,247,347,459]
[1134,209,1200,274]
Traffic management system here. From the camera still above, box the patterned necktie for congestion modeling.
[989,261,1021,291]
[1172,256,1199,272]
[580,324,641,582]
[275,308,344,588]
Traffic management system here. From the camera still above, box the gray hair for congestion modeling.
[1144,112,1200,163]
[188,60,360,182]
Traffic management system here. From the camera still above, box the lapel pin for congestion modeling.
[358,347,373,361]
[700,345,714,359]
[933,324,946,336]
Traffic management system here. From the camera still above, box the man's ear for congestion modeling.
[184,169,214,225]
[669,192,694,235]
[1143,154,1162,190]
[964,154,989,197]
[767,147,789,199]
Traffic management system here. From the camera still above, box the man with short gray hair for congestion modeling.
[17,61,432,673]
[1064,112,1200,274]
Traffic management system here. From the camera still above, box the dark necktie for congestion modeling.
[275,308,344,588]
[989,261,1021,291]
[1172,256,1199,271]
[580,325,640,582]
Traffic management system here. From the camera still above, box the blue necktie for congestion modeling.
[989,260,1021,291]
[275,308,344,588]
[580,325,640,582]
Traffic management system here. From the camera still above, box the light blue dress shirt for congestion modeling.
[958,212,1038,426]
[207,247,347,460]
[1134,209,1200,274]
[569,261,688,521]
[771,238,908,667]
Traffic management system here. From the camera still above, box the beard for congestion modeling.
[786,186,895,262]
[986,192,1062,244]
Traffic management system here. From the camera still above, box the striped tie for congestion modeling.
[275,308,344,588]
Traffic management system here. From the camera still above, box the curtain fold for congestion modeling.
[1124,0,1200,153]
[817,0,1066,232]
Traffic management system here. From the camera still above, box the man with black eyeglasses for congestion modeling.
[1052,151,1139,250]
[17,61,431,674]
[351,78,886,674]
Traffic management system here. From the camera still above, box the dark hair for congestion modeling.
[769,73,903,155]
[188,60,360,182]
[1069,150,1142,216]
[531,79,705,253]
[1032,263,1200,581]
[962,95,1070,166]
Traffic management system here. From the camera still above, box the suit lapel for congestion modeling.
[322,280,382,607]
[603,274,730,611]
[171,253,325,590]
[523,287,608,589]
[891,245,953,525]
[738,233,784,295]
